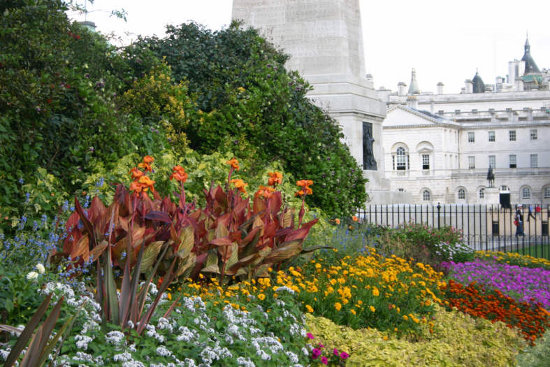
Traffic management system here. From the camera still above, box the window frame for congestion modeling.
[509,154,517,169]
[422,154,430,170]
[467,132,475,143]
[530,129,538,140]
[468,156,475,169]
[458,188,466,200]
[422,190,431,201]
[488,131,495,142]
[509,130,516,141]
[489,155,496,168]
[530,154,538,168]
[522,187,531,199]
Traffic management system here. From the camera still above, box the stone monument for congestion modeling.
[232,0,391,203]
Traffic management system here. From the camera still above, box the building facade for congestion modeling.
[380,39,550,205]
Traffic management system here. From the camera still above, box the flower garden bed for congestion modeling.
[1,158,549,366]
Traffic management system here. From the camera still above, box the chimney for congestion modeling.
[397,82,407,96]
[436,82,444,95]
[464,79,473,94]
[406,95,418,109]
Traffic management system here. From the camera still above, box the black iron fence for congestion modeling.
[357,204,550,258]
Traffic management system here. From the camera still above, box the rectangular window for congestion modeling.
[468,132,475,143]
[422,154,430,170]
[545,187,550,198]
[468,156,475,169]
[509,154,517,168]
[530,154,538,168]
[488,131,495,142]
[489,155,496,168]
[530,129,538,140]
[509,130,516,141]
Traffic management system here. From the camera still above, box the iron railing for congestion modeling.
[357,204,550,258]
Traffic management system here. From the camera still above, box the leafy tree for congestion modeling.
[132,22,367,217]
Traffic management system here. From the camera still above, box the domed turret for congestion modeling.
[521,37,540,74]
[472,71,485,93]
[407,68,420,95]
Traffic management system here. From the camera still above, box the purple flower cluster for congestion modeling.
[442,260,550,309]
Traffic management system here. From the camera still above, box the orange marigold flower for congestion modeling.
[231,178,247,194]
[255,185,275,199]
[226,158,240,171]
[130,167,144,180]
[170,165,188,183]
[267,171,283,186]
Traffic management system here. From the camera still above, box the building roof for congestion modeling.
[521,37,540,74]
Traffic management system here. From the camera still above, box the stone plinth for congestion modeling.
[232,0,390,203]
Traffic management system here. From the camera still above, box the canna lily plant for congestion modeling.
[52,156,318,330]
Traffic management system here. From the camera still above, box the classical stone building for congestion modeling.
[232,0,394,203]
[379,38,550,205]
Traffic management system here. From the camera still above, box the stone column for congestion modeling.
[232,0,389,203]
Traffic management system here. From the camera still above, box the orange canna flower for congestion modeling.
[230,178,247,194]
[130,167,144,180]
[170,165,188,183]
[138,162,153,172]
[129,180,144,193]
[296,179,313,188]
[267,171,283,186]
[226,158,240,171]
[255,185,275,199]
[142,155,154,164]
[138,175,156,192]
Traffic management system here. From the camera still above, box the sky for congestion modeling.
[70,0,550,94]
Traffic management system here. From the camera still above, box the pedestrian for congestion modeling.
[515,204,524,237]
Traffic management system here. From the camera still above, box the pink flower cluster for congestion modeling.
[307,332,349,365]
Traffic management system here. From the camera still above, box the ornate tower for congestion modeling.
[232,0,390,202]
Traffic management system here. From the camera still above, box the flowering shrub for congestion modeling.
[440,280,550,344]
[374,223,473,268]
[441,259,550,309]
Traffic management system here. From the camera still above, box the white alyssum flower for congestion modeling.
[75,334,93,350]
[237,356,256,367]
[73,351,94,362]
[0,348,11,360]
[113,351,133,362]
[36,263,45,274]
[122,361,146,367]
[183,358,198,367]
[286,351,299,363]
[26,271,39,280]
[275,286,295,294]
[156,345,173,357]
[156,317,174,332]
[176,326,197,342]
[105,330,126,345]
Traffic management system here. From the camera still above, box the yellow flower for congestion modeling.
[369,305,376,312]
[334,302,342,311]
[403,315,408,321]
[257,294,266,301]
[350,309,356,315]
[372,287,380,297]
[305,305,314,313]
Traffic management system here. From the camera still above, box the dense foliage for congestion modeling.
[132,22,368,217]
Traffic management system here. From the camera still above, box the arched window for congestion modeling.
[458,188,466,200]
[479,188,485,199]
[396,147,407,170]
[522,187,531,199]
[545,187,550,198]
[422,190,431,201]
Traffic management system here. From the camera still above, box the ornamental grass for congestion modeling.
[440,279,550,344]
